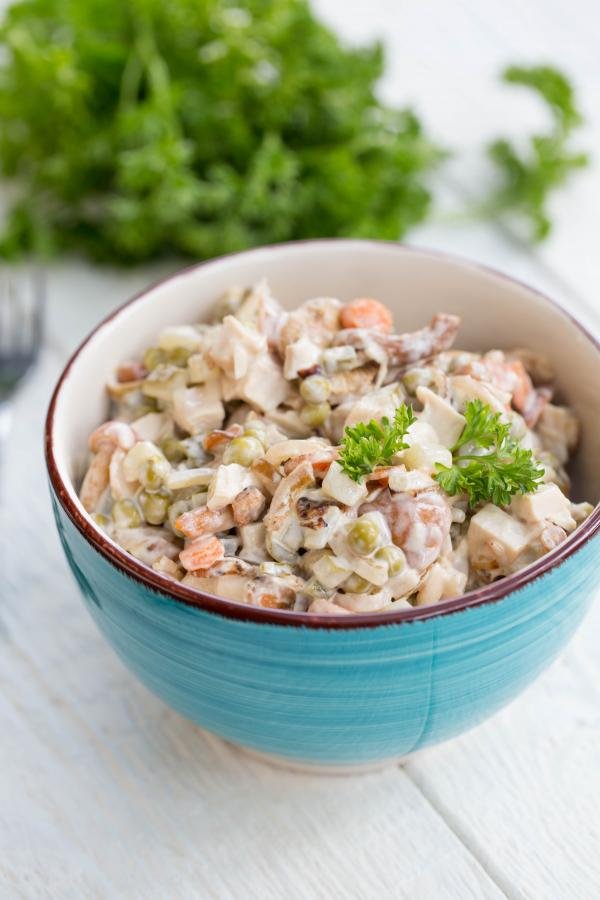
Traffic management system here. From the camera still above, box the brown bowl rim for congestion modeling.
[44,239,600,629]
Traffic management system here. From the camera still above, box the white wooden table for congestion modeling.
[2,2,600,897]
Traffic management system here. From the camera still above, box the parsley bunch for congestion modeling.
[434,400,545,507]
[487,65,588,240]
[0,0,442,262]
[339,404,415,482]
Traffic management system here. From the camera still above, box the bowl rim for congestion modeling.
[45,238,600,629]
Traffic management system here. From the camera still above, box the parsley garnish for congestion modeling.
[339,404,416,482]
[434,400,545,507]
[486,65,588,241]
[0,0,442,263]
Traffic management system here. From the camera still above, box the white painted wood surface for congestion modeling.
[2,1,600,897]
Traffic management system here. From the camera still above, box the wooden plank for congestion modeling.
[1,350,506,899]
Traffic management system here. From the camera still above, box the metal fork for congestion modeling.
[0,267,45,486]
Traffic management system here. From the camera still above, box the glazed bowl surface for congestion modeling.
[46,240,600,770]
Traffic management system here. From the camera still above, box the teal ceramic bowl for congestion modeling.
[46,241,600,772]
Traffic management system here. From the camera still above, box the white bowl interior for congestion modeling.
[52,241,600,510]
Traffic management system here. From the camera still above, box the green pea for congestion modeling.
[300,402,331,428]
[347,516,381,556]
[342,573,373,594]
[112,500,142,529]
[168,346,192,368]
[140,456,166,490]
[161,436,188,463]
[300,375,331,404]
[139,490,170,525]
[143,346,167,372]
[223,435,263,466]
[375,545,406,575]
[92,513,110,530]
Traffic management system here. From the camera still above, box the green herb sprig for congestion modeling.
[339,404,416,482]
[486,65,588,240]
[433,399,545,507]
[0,0,442,263]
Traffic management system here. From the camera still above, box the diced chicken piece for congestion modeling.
[209,315,266,380]
[350,555,389,587]
[511,484,576,532]
[343,384,405,431]
[115,526,180,565]
[386,566,420,600]
[402,442,453,474]
[131,412,169,443]
[328,364,379,404]
[158,325,204,353]
[312,554,354,589]
[265,438,329,468]
[232,486,266,526]
[416,386,466,448]
[414,557,468,606]
[227,352,290,413]
[278,296,342,353]
[187,351,219,384]
[284,336,322,379]
[173,382,225,435]
[264,408,312,439]
[302,505,344,550]
[250,457,281,496]
[206,464,259,511]
[468,504,540,574]
[239,522,269,563]
[235,279,287,350]
[414,563,447,606]
[404,420,439,448]
[264,461,315,534]
[571,501,594,524]
[388,467,435,493]
[182,573,249,603]
[322,461,368,506]
[536,404,579,465]
[449,374,511,416]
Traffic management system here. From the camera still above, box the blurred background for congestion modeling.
[1,1,599,898]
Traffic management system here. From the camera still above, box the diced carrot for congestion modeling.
[340,298,394,333]
[179,535,224,572]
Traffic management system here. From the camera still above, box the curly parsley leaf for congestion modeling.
[339,403,416,482]
[0,0,442,264]
[434,399,545,507]
[486,65,588,241]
